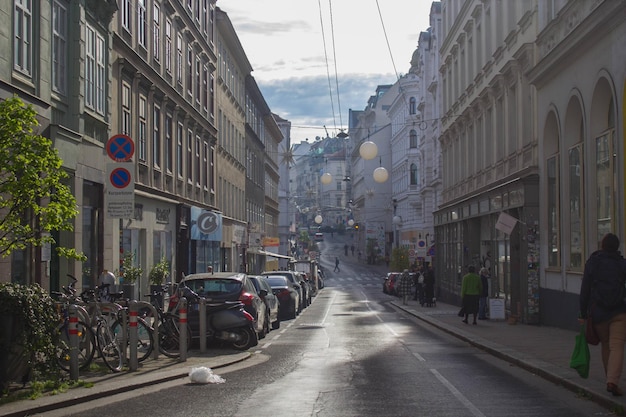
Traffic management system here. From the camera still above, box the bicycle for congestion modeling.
[79,285,124,372]
[141,285,191,359]
[52,281,96,372]
[109,292,155,362]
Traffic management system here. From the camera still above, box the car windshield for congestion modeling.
[265,276,288,287]
[183,279,242,296]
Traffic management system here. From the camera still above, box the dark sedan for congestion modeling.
[262,270,303,313]
[249,275,280,330]
[264,275,300,320]
[171,272,269,339]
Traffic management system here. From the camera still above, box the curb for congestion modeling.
[1,352,252,417]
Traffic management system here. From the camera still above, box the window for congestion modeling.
[203,141,208,188]
[153,3,160,62]
[153,105,161,168]
[85,24,105,115]
[409,130,417,148]
[195,57,201,104]
[187,129,193,179]
[209,74,215,117]
[165,19,172,74]
[121,83,131,135]
[177,123,183,177]
[410,163,418,185]
[176,34,183,85]
[568,145,583,269]
[120,0,131,32]
[596,130,616,241]
[138,95,147,162]
[138,0,146,48]
[547,156,559,267]
[52,0,67,94]
[165,114,173,172]
[14,0,32,75]
[409,97,417,115]
[187,45,193,96]
[195,135,201,185]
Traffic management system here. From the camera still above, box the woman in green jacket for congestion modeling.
[461,265,482,325]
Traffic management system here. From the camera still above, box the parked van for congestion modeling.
[314,232,324,241]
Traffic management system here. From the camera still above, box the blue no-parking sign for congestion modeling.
[106,163,134,218]
[106,134,135,162]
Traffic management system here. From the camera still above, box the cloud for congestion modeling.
[257,72,397,141]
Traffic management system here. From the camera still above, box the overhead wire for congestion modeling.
[318,0,339,134]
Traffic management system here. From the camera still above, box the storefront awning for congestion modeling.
[255,249,295,261]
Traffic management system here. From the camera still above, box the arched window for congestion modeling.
[409,97,416,114]
[410,163,418,185]
[409,130,417,148]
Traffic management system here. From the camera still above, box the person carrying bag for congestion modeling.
[578,233,626,396]
[570,325,590,379]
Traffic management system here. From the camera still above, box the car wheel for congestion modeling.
[260,310,270,337]
[272,313,280,329]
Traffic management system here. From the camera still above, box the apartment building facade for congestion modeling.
[433,0,540,322]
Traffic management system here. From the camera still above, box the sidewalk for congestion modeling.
[3,293,626,416]
[391,297,626,413]
[0,350,252,417]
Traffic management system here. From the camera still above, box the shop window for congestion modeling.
[547,156,560,267]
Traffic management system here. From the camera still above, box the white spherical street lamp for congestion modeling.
[373,166,389,183]
[359,141,378,160]
[315,214,323,224]
[320,172,332,185]
[348,219,354,227]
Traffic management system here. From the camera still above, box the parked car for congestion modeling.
[264,275,300,319]
[172,272,269,339]
[249,275,280,330]
[262,271,304,313]
[383,272,401,295]
[314,232,324,241]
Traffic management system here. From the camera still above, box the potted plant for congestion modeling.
[149,257,170,308]
[121,252,143,300]
[0,282,60,391]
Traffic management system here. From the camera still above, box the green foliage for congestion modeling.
[298,231,310,243]
[149,256,169,285]
[0,96,84,260]
[121,252,143,284]
[390,247,410,272]
[0,283,61,385]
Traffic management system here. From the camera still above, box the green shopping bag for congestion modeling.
[569,325,590,379]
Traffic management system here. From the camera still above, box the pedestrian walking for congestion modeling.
[397,269,413,305]
[344,244,349,256]
[478,267,489,319]
[334,256,340,272]
[423,264,436,307]
[351,244,355,256]
[579,232,626,396]
[414,268,424,302]
[461,265,482,325]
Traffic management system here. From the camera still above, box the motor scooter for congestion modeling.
[177,287,258,350]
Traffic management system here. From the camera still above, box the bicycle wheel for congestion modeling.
[158,316,191,358]
[56,320,95,372]
[111,317,154,362]
[96,322,123,372]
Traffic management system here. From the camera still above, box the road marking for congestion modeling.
[430,368,486,417]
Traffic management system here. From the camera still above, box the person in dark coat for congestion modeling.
[579,233,626,396]
[478,267,489,319]
[423,264,435,306]
[397,269,413,305]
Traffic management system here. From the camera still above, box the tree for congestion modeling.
[0,96,83,260]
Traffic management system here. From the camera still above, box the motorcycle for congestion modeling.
[176,286,258,351]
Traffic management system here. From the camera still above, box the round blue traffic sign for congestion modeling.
[110,167,132,189]
[106,134,135,162]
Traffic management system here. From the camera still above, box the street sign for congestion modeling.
[106,163,134,218]
[106,134,135,162]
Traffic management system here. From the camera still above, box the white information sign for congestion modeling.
[106,162,134,218]
[489,298,506,320]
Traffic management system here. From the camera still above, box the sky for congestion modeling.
[216,0,433,143]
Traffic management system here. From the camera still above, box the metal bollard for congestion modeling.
[179,297,187,361]
[128,300,138,371]
[68,304,79,381]
[199,297,206,353]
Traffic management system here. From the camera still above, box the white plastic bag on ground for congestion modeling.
[189,366,226,384]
